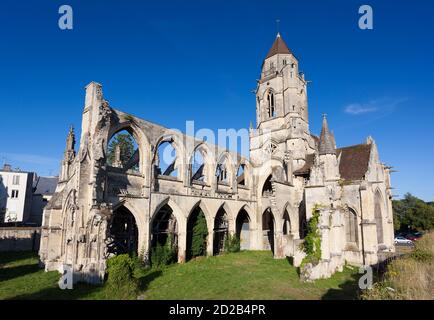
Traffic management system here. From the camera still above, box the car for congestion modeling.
[405,234,418,241]
[394,236,413,245]
[405,232,423,241]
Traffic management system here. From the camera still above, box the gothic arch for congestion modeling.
[60,189,79,258]
[188,142,215,185]
[262,208,276,253]
[151,197,186,230]
[282,202,298,235]
[236,159,251,189]
[186,202,209,260]
[344,207,358,244]
[152,133,185,179]
[107,120,151,177]
[213,205,229,255]
[187,200,213,224]
[216,151,236,186]
[236,205,252,250]
[150,202,179,262]
[374,189,385,245]
[257,159,285,196]
[106,205,139,256]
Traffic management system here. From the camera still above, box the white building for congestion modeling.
[0,164,34,223]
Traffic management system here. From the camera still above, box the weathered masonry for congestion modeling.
[39,33,395,283]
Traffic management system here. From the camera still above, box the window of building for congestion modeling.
[267,91,275,118]
[216,163,228,184]
[12,175,20,185]
[11,190,19,199]
[345,209,358,244]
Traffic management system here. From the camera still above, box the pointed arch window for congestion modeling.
[345,209,358,244]
[216,163,228,184]
[267,91,276,118]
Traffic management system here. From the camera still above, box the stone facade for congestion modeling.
[39,33,394,283]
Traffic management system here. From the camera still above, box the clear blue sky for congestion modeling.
[0,0,433,201]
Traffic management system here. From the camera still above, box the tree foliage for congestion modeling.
[107,133,135,166]
[106,254,139,299]
[301,208,322,266]
[224,234,241,253]
[393,193,434,232]
[190,211,208,258]
[150,235,177,268]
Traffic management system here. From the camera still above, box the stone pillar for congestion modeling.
[207,224,214,257]
[274,231,285,259]
[178,231,186,263]
[320,210,331,261]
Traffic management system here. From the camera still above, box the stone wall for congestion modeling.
[0,227,41,252]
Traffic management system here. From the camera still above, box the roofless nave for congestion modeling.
[39,33,395,283]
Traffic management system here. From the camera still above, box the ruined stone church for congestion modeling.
[39,33,395,283]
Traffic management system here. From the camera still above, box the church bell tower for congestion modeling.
[251,33,315,172]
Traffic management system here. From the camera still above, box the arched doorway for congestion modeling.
[187,206,208,260]
[262,208,275,253]
[151,204,178,262]
[374,191,384,245]
[213,207,229,255]
[236,209,251,250]
[107,206,138,256]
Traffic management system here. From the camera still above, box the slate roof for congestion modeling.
[34,176,58,195]
[293,143,372,181]
[337,144,372,181]
[265,33,292,59]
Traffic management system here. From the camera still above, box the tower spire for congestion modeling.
[66,125,75,152]
[319,115,336,155]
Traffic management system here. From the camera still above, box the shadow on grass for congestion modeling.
[137,269,162,292]
[0,263,41,282]
[321,272,361,300]
[9,269,163,300]
[0,251,37,267]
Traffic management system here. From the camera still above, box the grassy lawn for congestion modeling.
[0,251,360,300]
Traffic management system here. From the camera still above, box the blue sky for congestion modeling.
[0,0,433,201]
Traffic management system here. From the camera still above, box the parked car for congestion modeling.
[405,234,418,241]
[394,236,413,245]
[405,232,423,241]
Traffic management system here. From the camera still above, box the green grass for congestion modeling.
[0,251,360,300]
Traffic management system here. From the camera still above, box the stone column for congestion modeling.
[207,224,214,257]
[178,231,187,263]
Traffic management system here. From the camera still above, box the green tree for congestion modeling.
[302,208,322,266]
[190,211,208,258]
[393,193,434,232]
[107,133,135,166]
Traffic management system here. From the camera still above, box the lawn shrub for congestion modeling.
[224,234,241,253]
[150,235,177,268]
[106,254,139,299]
[362,230,434,300]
